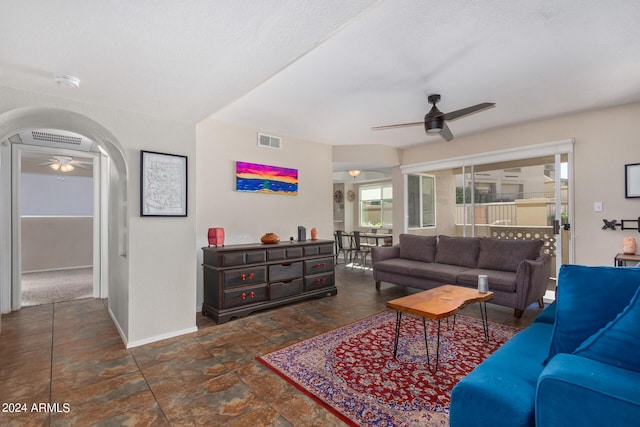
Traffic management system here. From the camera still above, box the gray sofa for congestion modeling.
[371,234,552,318]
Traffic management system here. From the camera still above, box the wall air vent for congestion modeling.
[32,130,82,145]
[257,133,282,150]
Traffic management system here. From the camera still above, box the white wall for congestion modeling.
[0,86,196,346]
[21,173,93,216]
[195,119,334,309]
[401,102,640,266]
[21,216,92,272]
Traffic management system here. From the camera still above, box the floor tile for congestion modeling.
[0,265,542,425]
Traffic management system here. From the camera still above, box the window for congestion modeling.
[360,183,392,227]
[408,174,435,228]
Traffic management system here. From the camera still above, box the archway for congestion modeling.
[0,107,129,320]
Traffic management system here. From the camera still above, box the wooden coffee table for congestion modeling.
[386,285,494,373]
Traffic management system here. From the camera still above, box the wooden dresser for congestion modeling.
[202,239,336,323]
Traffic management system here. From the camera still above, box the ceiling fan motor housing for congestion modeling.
[425,113,443,133]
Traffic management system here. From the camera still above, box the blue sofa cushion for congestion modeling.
[537,354,640,427]
[399,233,437,262]
[435,235,480,268]
[573,286,640,372]
[477,238,543,272]
[546,265,640,363]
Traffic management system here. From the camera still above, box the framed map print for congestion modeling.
[140,150,188,216]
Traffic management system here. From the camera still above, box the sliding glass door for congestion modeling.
[401,140,574,299]
[456,155,569,287]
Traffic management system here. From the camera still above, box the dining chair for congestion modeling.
[351,231,372,270]
[334,230,352,264]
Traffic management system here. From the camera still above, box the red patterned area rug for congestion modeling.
[257,311,520,426]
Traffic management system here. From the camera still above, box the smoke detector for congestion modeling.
[55,74,80,88]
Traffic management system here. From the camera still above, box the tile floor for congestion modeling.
[0,263,542,426]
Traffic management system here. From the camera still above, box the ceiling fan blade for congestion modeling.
[73,163,91,169]
[441,102,495,121]
[440,122,453,141]
[371,121,424,131]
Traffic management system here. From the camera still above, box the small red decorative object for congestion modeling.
[208,228,225,247]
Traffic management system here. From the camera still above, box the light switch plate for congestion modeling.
[594,202,603,212]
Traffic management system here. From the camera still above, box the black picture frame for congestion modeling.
[140,150,188,216]
[625,163,640,199]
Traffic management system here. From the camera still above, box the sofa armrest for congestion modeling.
[371,244,400,264]
[537,354,640,427]
[514,254,551,310]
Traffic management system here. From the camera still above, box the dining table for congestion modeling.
[357,232,393,247]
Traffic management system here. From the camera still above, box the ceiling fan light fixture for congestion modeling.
[49,162,61,171]
[425,115,443,133]
[60,163,74,172]
[348,170,361,178]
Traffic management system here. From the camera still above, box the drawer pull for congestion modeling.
[316,263,321,268]
[240,274,246,281]
[240,291,256,300]
[316,279,321,284]
[249,273,255,279]
[322,262,327,268]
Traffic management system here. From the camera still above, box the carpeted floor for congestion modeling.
[21,267,93,307]
[258,311,520,426]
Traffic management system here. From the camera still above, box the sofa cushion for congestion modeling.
[373,258,425,275]
[399,234,437,263]
[456,269,517,293]
[573,286,640,372]
[477,238,543,272]
[545,265,640,364]
[409,262,469,284]
[435,235,480,268]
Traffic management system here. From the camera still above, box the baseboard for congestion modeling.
[22,265,93,274]
[108,308,198,349]
[108,306,128,348]
[125,326,198,349]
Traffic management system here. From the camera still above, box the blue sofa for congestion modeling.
[450,264,640,427]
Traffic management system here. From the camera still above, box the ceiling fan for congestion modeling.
[372,94,495,141]
[39,155,92,172]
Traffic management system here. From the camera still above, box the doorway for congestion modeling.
[19,146,96,306]
[12,141,101,309]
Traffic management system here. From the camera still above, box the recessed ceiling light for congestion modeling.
[55,74,80,88]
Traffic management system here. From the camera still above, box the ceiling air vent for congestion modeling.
[32,130,82,145]
[257,133,282,150]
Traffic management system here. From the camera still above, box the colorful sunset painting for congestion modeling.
[236,161,298,195]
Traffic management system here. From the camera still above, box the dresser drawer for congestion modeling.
[270,278,304,300]
[267,247,304,261]
[222,266,267,288]
[221,250,267,266]
[269,262,303,282]
[304,257,334,275]
[304,272,335,292]
[303,244,334,257]
[223,284,268,308]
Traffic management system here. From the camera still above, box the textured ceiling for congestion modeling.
[2,0,640,151]
[0,0,378,123]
